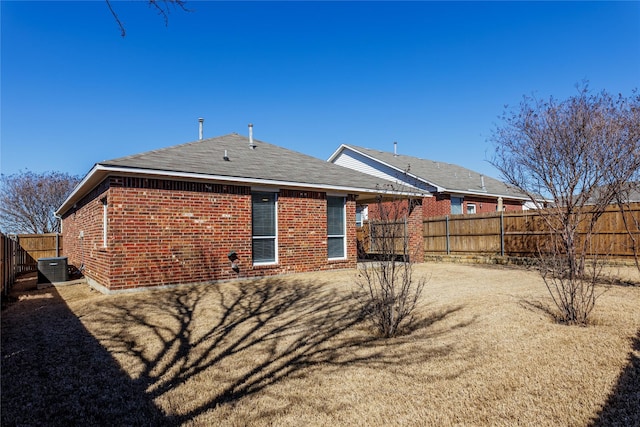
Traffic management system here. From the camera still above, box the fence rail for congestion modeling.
[423,203,640,259]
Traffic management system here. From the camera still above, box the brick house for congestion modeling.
[56,133,416,293]
[328,144,529,221]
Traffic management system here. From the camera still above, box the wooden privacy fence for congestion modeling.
[2,234,20,295]
[17,233,63,267]
[1,233,63,295]
[423,203,640,259]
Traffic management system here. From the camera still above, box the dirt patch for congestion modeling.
[2,263,639,426]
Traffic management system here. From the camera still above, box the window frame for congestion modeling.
[466,203,477,214]
[327,196,347,260]
[101,197,108,248]
[451,196,463,215]
[252,191,278,265]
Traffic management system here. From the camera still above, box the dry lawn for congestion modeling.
[2,263,639,426]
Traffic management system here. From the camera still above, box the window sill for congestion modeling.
[252,263,279,270]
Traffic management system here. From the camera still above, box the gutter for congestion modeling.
[57,164,428,216]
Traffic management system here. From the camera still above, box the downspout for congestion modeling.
[54,213,62,257]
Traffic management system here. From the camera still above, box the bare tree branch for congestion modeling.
[0,171,80,234]
[105,0,126,37]
[356,177,427,337]
[490,83,640,324]
[105,0,190,38]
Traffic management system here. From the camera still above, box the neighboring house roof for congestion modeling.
[58,134,424,216]
[328,144,529,201]
[586,182,640,205]
[619,184,640,203]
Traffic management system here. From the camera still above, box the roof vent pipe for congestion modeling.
[393,141,397,156]
[198,118,204,140]
[481,175,486,191]
[248,123,255,149]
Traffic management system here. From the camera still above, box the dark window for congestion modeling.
[252,192,277,263]
[451,196,463,215]
[327,196,345,259]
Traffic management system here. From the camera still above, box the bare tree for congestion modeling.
[357,187,426,337]
[106,0,189,37]
[490,84,640,324]
[0,171,80,235]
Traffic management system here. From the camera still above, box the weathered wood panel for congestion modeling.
[15,234,63,272]
[423,203,640,260]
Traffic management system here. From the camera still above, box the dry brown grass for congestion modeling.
[2,263,639,426]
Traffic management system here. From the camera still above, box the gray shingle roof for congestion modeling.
[101,134,398,192]
[343,145,527,199]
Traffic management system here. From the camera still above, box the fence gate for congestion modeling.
[1,233,63,295]
[357,220,408,257]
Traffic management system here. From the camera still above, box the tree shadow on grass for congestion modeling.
[520,296,640,425]
[1,274,474,425]
[518,299,561,322]
[590,329,640,427]
[1,274,166,426]
[84,277,473,424]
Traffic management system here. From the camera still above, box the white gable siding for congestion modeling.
[332,150,435,192]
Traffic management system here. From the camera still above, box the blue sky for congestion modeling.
[2,1,639,180]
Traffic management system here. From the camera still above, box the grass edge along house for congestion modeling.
[56,129,423,293]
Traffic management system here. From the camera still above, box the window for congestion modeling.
[252,192,277,264]
[466,203,476,214]
[101,197,108,248]
[355,205,367,227]
[327,196,346,259]
[451,197,463,214]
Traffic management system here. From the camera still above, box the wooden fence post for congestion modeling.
[2,234,19,296]
[445,215,450,255]
[500,211,505,256]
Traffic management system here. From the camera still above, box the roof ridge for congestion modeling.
[101,133,244,164]
[341,144,527,198]
[346,144,502,180]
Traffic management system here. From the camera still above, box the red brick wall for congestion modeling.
[461,196,524,214]
[345,196,358,262]
[423,194,451,217]
[62,177,357,292]
[276,190,326,272]
[423,194,523,217]
[276,190,355,273]
[106,185,252,290]
[367,199,411,220]
[61,180,112,288]
[500,199,525,212]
